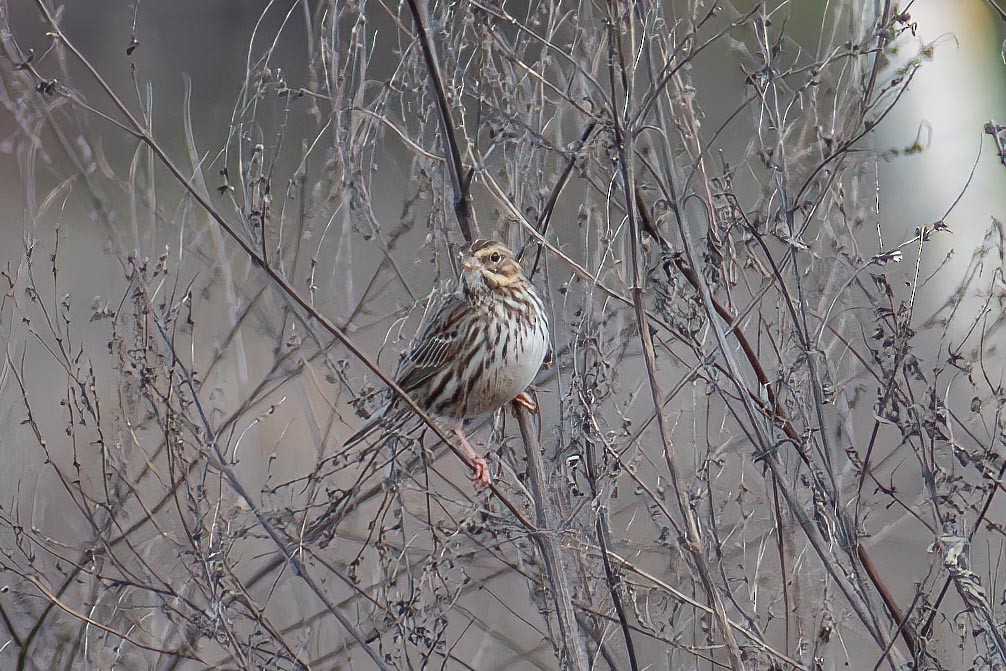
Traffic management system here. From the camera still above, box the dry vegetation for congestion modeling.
[1,0,1006,669]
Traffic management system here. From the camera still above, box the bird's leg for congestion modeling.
[511,390,537,416]
[453,425,490,488]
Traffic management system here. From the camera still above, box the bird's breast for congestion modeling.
[459,291,548,418]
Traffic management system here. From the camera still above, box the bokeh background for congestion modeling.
[1,1,1006,670]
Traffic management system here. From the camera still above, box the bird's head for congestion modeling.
[460,240,527,293]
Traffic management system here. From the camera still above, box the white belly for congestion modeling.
[462,297,549,418]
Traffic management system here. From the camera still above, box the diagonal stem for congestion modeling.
[403,0,474,244]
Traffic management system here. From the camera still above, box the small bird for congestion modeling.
[346,239,550,487]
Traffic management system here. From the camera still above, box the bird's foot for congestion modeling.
[453,426,491,488]
[511,391,538,417]
[470,455,491,488]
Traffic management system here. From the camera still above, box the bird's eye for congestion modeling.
[489,252,502,263]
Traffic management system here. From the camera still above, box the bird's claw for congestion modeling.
[471,456,491,488]
[454,425,491,489]
[511,391,537,417]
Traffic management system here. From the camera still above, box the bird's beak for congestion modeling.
[460,256,479,272]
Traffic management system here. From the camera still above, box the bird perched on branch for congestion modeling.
[345,239,550,487]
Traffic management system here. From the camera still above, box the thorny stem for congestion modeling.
[605,3,746,669]
[22,0,538,527]
[7,0,1001,668]
[10,4,545,666]
[635,190,903,660]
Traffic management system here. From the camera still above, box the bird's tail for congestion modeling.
[340,401,425,449]
[303,404,424,545]
[341,405,388,450]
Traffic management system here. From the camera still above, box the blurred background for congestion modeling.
[4,0,1004,325]
[1,1,1006,670]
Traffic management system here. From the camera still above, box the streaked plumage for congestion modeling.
[348,239,549,486]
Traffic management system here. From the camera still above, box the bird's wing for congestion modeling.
[394,293,468,394]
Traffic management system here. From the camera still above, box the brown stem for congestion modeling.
[634,191,915,658]
[403,0,474,244]
[514,404,590,671]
